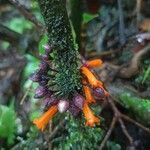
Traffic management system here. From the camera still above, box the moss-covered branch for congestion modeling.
[38,0,81,98]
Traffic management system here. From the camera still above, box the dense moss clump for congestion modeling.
[38,0,81,98]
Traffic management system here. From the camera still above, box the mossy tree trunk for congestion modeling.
[38,0,81,99]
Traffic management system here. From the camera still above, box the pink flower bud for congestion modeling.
[34,86,47,99]
[68,102,81,116]
[73,93,84,109]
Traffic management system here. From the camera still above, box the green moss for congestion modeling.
[38,0,82,98]
[0,103,16,144]
[119,93,150,124]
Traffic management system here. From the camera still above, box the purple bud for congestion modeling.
[43,44,51,53]
[93,88,105,98]
[46,91,53,96]
[44,95,59,110]
[40,54,49,61]
[73,93,84,109]
[39,79,48,86]
[34,86,47,98]
[58,100,69,113]
[37,69,45,75]
[68,102,81,116]
[39,61,49,71]
[29,72,40,82]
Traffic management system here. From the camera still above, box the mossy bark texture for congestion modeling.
[38,0,81,98]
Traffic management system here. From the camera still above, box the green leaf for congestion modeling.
[142,65,150,83]
[106,141,121,150]
[23,54,39,78]
[82,13,98,24]
[119,93,150,124]
[0,102,16,144]
[5,17,33,34]
[29,110,41,121]
[38,34,48,54]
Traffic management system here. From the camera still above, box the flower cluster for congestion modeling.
[30,45,109,131]
[80,59,109,127]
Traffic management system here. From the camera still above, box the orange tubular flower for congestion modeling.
[82,80,95,104]
[86,59,103,68]
[82,102,100,127]
[81,66,103,87]
[33,105,58,131]
[83,85,96,103]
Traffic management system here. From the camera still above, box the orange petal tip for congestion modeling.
[33,105,58,131]
[85,116,100,127]
[33,119,45,131]
[86,59,103,68]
